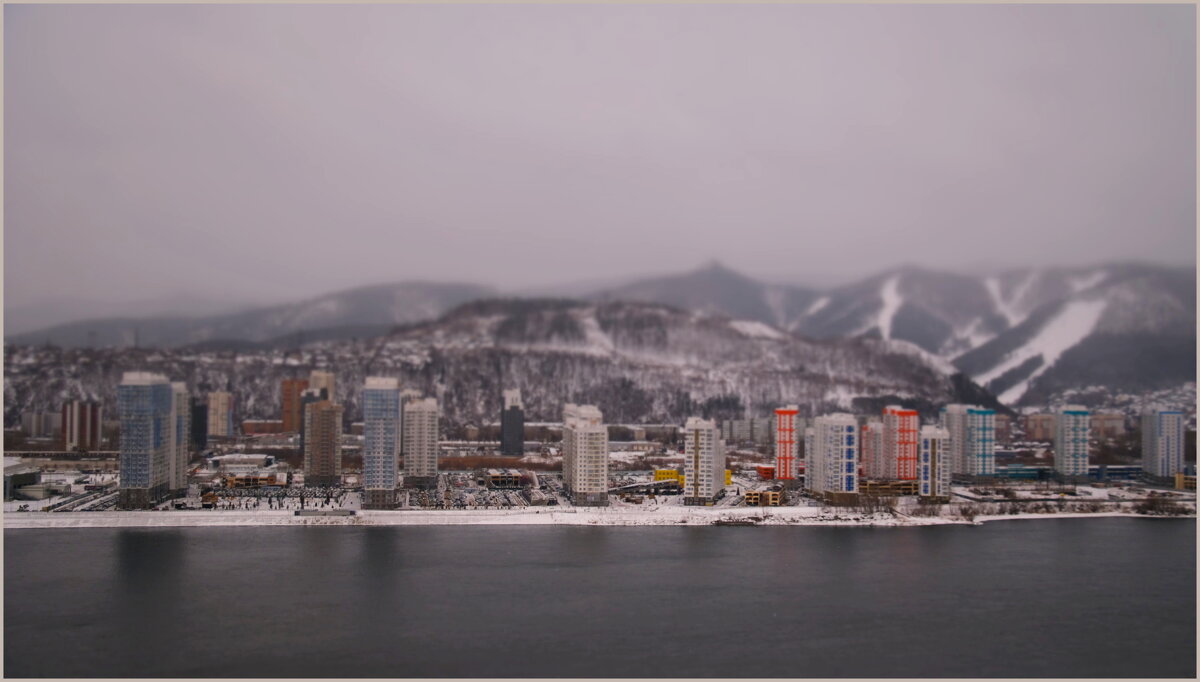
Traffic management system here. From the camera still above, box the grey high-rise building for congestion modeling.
[1142,406,1185,478]
[500,389,524,456]
[170,383,191,495]
[362,377,401,509]
[117,372,174,509]
[190,397,208,451]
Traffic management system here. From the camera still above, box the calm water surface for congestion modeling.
[4,518,1195,678]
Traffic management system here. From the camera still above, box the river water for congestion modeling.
[4,518,1195,677]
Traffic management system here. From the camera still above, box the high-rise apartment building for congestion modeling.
[297,387,329,454]
[362,377,401,508]
[21,411,62,439]
[1023,413,1056,442]
[117,372,174,509]
[1055,405,1090,477]
[500,389,525,456]
[773,405,800,481]
[207,391,234,438]
[805,414,859,498]
[170,383,190,494]
[62,400,103,451]
[303,400,343,487]
[280,378,309,433]
[918,426,951,499]
[402,398,439,488]
[309,370,336,403]
[994,413,1013,444]
[724,417,772,445]
[398,388,423,458]
[190,397,208,451]
[883,405,919,480]
[1142,407,1185,478]
[861,419,884,479]
[682,417,724,505]
[942,405,996,476]
[1090,413,1126,440]
[563,403,609,506]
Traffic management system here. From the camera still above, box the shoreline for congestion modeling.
[4,507,1192,529]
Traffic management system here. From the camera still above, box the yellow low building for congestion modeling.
[1175,472,1196,491]
[743,490,781,506]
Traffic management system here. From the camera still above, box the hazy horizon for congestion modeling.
[5,4,1195,321]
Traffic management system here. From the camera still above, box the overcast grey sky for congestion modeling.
[5,3,1195,311]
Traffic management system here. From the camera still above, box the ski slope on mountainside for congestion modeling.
[877,276,902,340]
[972,299,1109,404]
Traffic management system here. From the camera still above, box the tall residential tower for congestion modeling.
[1054,405,1090,478]
[883,405,919,480]
[942,405,996,477]
[303,400,343,487]
[207,391,234,438]
[563,403,609,506]
[403,398,439,488]
[1142,407,1185,478]
[805,414,859,499]
[500,389,524,456]
[362,377,401,508]
[117,372,174,509]
[773,405,799,481]
[682,417,724,505]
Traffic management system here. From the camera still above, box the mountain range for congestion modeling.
[5,261,1194,408]
[3,299,1004,429]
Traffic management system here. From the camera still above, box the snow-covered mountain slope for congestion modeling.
[589,262,819,330]
[585,262,1193,408]
[953,265,1195,405]
[4,300,1002,429]
[788,267,1010,357]
[6,281,495,349]
[9,262,1191,410]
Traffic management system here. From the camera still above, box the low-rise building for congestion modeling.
[242,419,285,435]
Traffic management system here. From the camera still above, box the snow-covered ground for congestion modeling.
[7,503,1190,530]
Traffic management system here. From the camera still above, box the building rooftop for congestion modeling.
[120,371,170,385]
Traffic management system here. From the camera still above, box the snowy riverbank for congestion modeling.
[5,506,1190,529]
